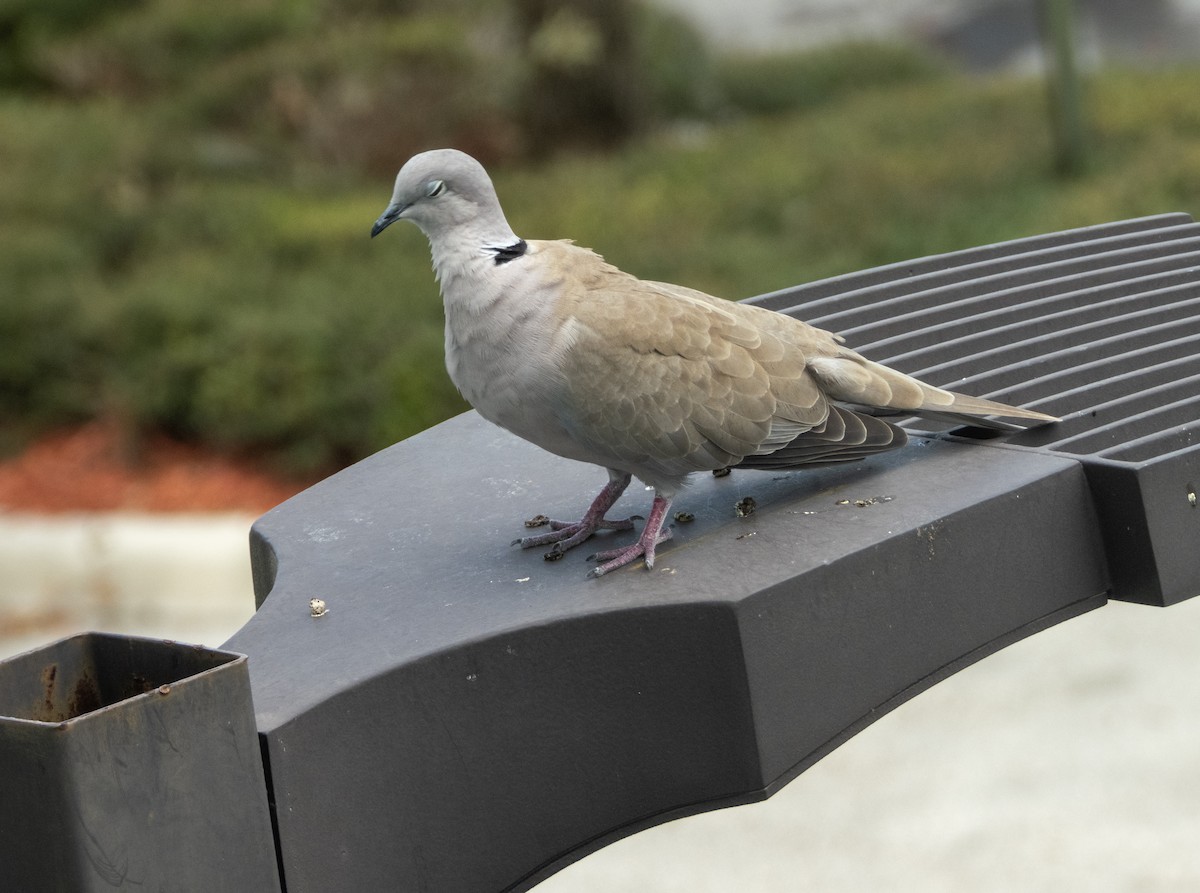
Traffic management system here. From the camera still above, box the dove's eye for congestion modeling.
[426,179,446,198]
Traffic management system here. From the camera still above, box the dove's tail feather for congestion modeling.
[931,390,1059,423]
[806,354,1060,429]
[737,371,1058,472]
[854,391,1060,431]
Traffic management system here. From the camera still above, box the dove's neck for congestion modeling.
[432,233,588,464]
[424,212,523,293]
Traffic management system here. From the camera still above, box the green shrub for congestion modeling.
[716,40,948,117]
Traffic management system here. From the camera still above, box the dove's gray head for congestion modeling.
[370,149,518,251]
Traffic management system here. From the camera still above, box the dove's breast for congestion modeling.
[440,267,604,466]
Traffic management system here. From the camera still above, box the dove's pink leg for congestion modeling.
[514,472,637,558]
[587,494,673,578]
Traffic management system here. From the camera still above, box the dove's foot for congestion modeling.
[587,495,673,578]
[518,515,639,556]
[512,471,634,557]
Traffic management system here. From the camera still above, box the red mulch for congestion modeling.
[0,422,320,513]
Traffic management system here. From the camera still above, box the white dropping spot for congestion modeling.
[305,525,345,543]
[482,477,529,498]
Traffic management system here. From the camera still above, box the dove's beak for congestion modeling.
[371,201,409,238]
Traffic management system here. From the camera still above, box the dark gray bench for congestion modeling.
[2,214,1197,892]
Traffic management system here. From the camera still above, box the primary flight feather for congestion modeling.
[371,149,1057,577]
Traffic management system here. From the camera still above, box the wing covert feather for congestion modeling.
[551,252,834,475]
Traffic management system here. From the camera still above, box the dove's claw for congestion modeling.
[514,475,678,575]
[587,495,673,578]
[589,528,673,577]
[517,518,630,551]
[513,472,636,555]
[546,516,636,533]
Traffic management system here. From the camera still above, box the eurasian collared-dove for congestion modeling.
[371,149,1058,577]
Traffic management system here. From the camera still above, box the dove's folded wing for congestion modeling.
[544,243,909,486]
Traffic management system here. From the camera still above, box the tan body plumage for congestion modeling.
[372,150,1057,577]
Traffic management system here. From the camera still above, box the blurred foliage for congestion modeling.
[716,40,947,116]
[0,0,1198,475]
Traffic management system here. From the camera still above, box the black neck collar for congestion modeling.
[489,240,527,265]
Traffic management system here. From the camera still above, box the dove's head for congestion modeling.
[370,149,518,250]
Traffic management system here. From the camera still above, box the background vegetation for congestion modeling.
[2,0,1198,474]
